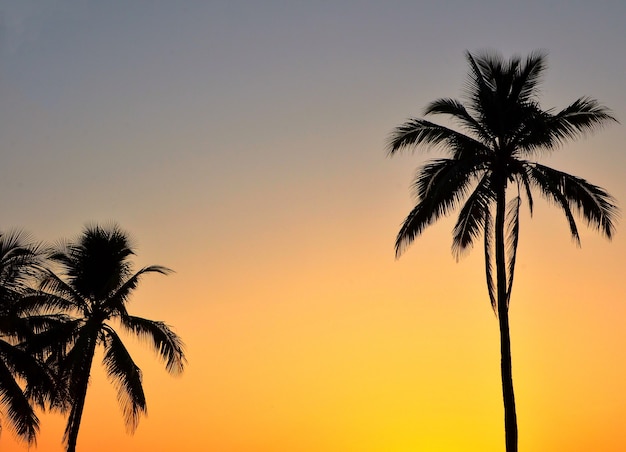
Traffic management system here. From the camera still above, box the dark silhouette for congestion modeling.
[29,224,186,452]
[388,50,618,452]
[0,230,61,445]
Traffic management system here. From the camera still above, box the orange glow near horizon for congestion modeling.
[3,206,625,451]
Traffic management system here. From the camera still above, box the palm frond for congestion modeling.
[464,50,495,101]
[18,292,81,317]
[464,50,502,130]
[0,314,33,344]
[103,266,173,315]
[395,204,428,258]
[513,163,535,216]
[0,338,66,412]
[551,97,618,138]
[22,318,83,360]
[101,325,146,432]
[516,98,617,152]
[13,313,72,338]
[387,118,490,158]
[411,158,480,201]
[529,163,618,240]
[505,197,521,306]
[37,270,85,311]
[483,208,497,312]
[395,158,484,257]
[525,165,581,244]
[451,174,495,258]
[119,316,185,375]
[510,50,547,103]
[0,349,39,444]
[423,98,492,144]
[0,230,47,309]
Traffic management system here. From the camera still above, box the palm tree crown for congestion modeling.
[388,50,618,452]
[33,224,186,452]
[390,50,617,304]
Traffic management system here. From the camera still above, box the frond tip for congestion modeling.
[120,316,186,375]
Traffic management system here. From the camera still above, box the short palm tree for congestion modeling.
[0,230,59,445]
[388,50,618,452]
[33,224,186,452]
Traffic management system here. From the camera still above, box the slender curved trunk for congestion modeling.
[495,183,518,452]
[65,335,97,452]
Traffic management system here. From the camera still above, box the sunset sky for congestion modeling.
[1,1,625,451]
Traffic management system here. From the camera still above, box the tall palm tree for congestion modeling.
[32,224,186,452]
[388,50,618,452]
[0,230,59,445]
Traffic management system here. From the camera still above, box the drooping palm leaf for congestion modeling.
[101,325,146,432]
[505,196,521,306]
[483,208,497,312]
[396,158,484,256]
[531,163,618,238]
[0,341,39,444]
[512,162,535,215]
[1,337,66,412]
[452,174,494,257]
[119,316,185,375]
[525,164,582,244]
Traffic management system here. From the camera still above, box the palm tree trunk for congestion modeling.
[498,303,517,451]
[495,183,518,452]
[65,336,97,452]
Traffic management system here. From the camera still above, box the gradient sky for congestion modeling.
[1,1,625,451]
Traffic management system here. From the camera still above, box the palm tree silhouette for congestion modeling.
[32,224,186,452]
[388,50,618,452]
[0,230,59,445]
